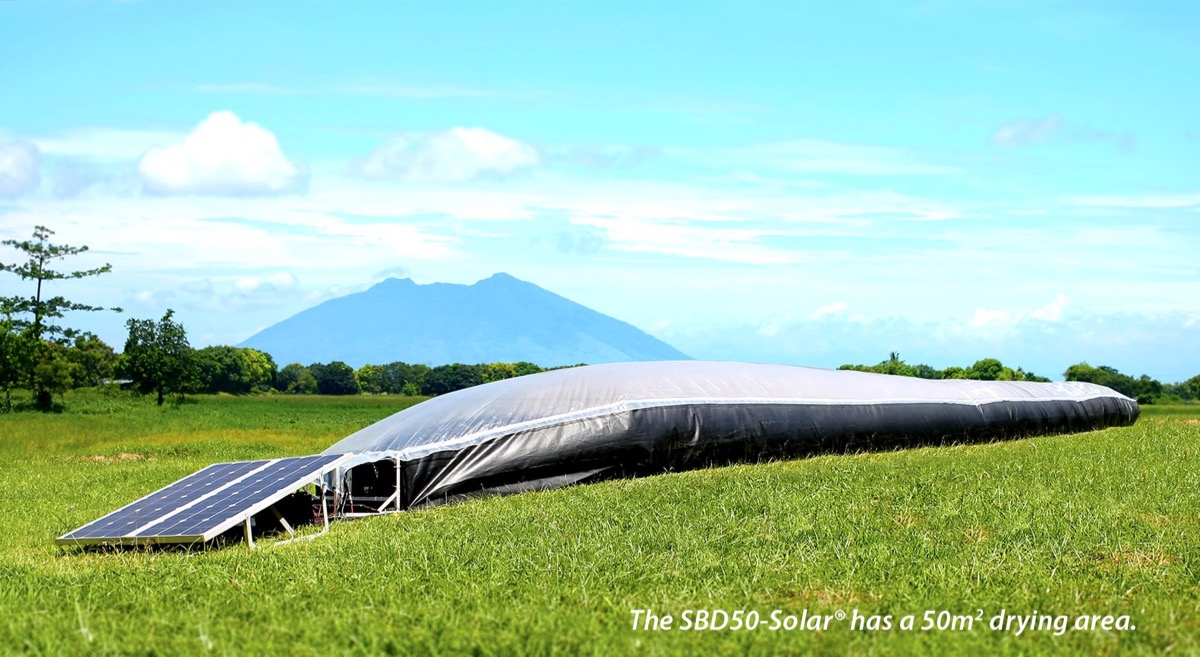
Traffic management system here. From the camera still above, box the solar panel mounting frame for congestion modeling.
[55,454,352,548]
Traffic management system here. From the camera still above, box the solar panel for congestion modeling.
[134,454,344,541]
[57,454,348,546]
[57,460,268,542]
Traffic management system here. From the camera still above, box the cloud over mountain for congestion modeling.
[352,127,539,182]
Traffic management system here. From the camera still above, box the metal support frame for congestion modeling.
[361,455,405,514]
[270,506,295,536]
[398,457,408,513]
[271,482,333,548]
[205,455,399,550]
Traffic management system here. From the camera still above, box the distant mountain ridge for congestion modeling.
[239,273,690,367]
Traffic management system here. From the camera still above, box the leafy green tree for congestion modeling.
[1136,375,1162,403]
[64,333,118,388]
[401,380,422,396]
[275,362,305,393]
[356,364,384,394]
[295,368,318,394]
[276,362,319,394]
[194,346,277,394]
[513,361,543,377]
[838,352,917,377]
[1063,363,1162,404]
[482,362,517,383]
[121,310,195,406]
[1181,374,1200,401]
[1019,370,1051,383]
[309,361,358,395]
[423,363,484,396]
[378,361,430,394]
[195,346,246,394]
[966,358,1006,381]
[32,341,79,405]
[0,314,35,411]
[242,348,276,391]
[0,225,120,409]
[910,363,943,380]
[295,366,319,393]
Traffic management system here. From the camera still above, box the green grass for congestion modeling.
[1,394,1198,655]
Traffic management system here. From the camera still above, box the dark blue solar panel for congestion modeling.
[60,460,269,541]
[134,454,343,539]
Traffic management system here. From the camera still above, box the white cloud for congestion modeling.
[756,314,793,337]
[990,114,1063,147]
[969,293,1072,331]
[234,272,298,294]
[0,141,41,198]
[1064,193,1200,209]
[353,127,540,182]
[1030,293,1070,322]
[572,215,798,264]
[705,139,956,176]
[138,111,306,196]
[969,307,1016,330]
[36,128,186,161]
[810,301,849,320]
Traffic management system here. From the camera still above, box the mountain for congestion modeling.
[239,273,690,367]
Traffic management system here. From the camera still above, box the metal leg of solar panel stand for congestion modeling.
[243,517,256,550]
[272,486,332,548]
[270,506,295,539]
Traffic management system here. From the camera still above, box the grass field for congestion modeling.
[1,393,1197,655]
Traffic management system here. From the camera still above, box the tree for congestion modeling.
[378,361,430,395]
[423,363,484,396]
[276,362,319,394]
[309,361,358,395]
[513,361,543,377]
[194,346,276,394]
[1063,362,1162,404]
[0,225,120,409]
[1134,375,1162,405]
[910,363,943,380]
[966,358,1006,381]
[482,362,517,383]
[64,333,118,388]
[356,364,384,394]
[241,348,276,391]
[32,341,79,405]
[276,362,305,393]
[941,366,968,379]
[121,310,195,406]
[1182,374,1200,401]
[195,346,246,394]
[295,368,319,394]
[0,313,35,411]
[1020,370,1051,383]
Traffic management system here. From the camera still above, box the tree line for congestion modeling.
[838,352,1199,404]
[1,301,570,407]
[275,360,563,396]
[3,226,1197,410]
[0,225,570,409]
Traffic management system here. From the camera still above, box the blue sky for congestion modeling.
[1,1,1197,381]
